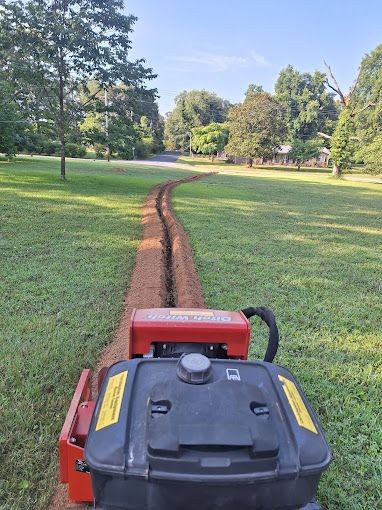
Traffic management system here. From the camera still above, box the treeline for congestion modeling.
[165,45,382,176]
[0,0,163,178]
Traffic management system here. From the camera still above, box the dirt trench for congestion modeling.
[48,172,214,510]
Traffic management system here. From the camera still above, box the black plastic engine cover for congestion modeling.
[85,358,331,510]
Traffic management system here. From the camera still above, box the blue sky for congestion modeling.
[126,0,382,115]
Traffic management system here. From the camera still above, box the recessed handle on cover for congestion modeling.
[241,307,279,363]
[179,424,252,447]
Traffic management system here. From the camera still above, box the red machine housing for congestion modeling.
[59,308,251,503]
[59,369,94,502]
[129,308,250,359]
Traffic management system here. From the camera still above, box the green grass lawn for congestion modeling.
[177,154,332,173]
[0,156,196,510]
[178,155,382,180]
[173,170,382,509]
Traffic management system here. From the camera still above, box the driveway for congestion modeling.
[147,151,181,163]
[128,151,195,170]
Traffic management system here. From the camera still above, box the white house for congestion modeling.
[273,145,330,167]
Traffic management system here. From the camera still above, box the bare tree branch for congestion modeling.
[317,131,332,139]
[81,86,104,108]
[350,102,376,117]
[349,67,361,98]
[324,60,347,106]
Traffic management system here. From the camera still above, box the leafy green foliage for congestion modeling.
[94,143,106,159]
[79,83,163,159]
[352,44,382,147]
[361,133,382,174]
[276,65,338,140]
[65,142,87,158]
[165,90,231,150]
[289,139,321,169]
[0,79,24,156]
[330,110,356,173]
[244,83,264,101]
[0,0,155,176]
[351,44,382,173]
[226,92,287,162]
[191,122,229,156]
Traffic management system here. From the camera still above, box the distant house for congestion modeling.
[218,145,330,167]
[273,145,330,167]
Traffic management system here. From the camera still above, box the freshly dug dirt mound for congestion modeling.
[160,176,207,308]
[48,172,214,510]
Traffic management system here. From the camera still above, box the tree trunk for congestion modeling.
[59,50,65,180]
[332,163,341,177]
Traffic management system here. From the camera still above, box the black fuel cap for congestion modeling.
[177,353,212,384]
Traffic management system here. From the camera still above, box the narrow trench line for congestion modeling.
[48,173,214,510]
[156,183,176,307]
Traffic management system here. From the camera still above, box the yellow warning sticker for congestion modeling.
[96,371,128,431]
[278,375,318,434]
[169,310,214,317]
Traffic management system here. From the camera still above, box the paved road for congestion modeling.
[147,151,182,163]
[129,151,197,170]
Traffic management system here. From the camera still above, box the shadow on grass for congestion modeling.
[178,157,333,174]
[0,162,198,509]
[173,172,381,509]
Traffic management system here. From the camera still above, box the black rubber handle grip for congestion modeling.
[241,306,279,363]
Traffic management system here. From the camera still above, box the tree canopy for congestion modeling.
[225,92,287,165]
[191,122,229,157]
[330,110,356,172]
[165,90,231,151]
[0,77,25,156]
[0,0,155,178]
[351,44,382,162]
[275,65,338,141]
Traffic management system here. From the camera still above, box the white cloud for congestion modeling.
[250,51,270,67]
[169,50,270,72]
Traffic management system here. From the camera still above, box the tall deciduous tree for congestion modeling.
[275,65,338,141]
[165,90,231,151]
[225,92,287,166]
[80,80,162,157]
[0,0,155,179]
[191,122,229,159]
[322,60,378,177]
[0,79,24,156]
[351,44,382,166]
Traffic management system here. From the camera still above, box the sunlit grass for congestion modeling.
[0,156,196,510]
[173,171,382,510]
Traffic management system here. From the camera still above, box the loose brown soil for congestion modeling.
[48,172,214,510]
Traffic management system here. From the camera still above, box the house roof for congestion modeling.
[278,145,291,154]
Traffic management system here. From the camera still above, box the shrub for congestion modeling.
[94,143,105,159]
[65,143,87,158]
[142,136,155,154]
[43,140,61,156]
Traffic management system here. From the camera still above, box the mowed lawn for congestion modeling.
[0,157,196,510]
[173,170,382,510]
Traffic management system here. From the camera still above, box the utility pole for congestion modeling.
[105,89,110,162]
[189,131,192,157]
